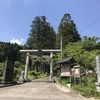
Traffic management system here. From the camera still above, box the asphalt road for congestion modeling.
[0,77,97,100]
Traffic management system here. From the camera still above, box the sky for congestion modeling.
[0,0,100,45]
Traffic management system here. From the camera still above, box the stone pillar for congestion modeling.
[49,52,54,82]
[24,53,30,81]
[95,56,100,92]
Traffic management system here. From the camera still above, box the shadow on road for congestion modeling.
[0,82,24,88]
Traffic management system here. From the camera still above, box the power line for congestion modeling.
[79,18,100,33]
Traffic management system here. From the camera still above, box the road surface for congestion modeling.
[0,77,97,100]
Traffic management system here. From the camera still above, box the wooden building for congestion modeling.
[56,57,76,85]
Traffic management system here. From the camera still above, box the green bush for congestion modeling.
[72,76,100,98]
[29,71,39,76]
[13,64,25,83]
[60,77,70,86]
[0,62,5,70]
[0,68,3,77]
[28,71,47,80]
[14,61,22,68]
[73,85,100,97]
[82,76,97,88]
[13,67,20,82]
[0,63,5,81]
[28,71,41,79]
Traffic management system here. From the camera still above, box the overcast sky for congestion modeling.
[0,0,100,45]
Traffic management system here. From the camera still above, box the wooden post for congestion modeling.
[74,77,76,85]
[70,64,72,85]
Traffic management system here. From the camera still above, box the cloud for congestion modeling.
[10,38,26,45]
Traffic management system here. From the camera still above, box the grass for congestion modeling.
[56,77,70,86]
[72,85,100,97]
[56,75,100,98]
[28,71,48,80]
[72,76,100,98]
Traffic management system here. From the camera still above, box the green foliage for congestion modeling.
[82,76,97,87]
[61,77,70,86]
[29,71,40,76]
[53,53,61,74]
[0,62,5,70]
[56,13,81,48]
[72,85,100,97]
[82,36,100,51]
[13,63,25,82]
[0,72,3,76]
[13,67,20,82]
[28,71,47,80]
[26,16,56,49]
[0,68,3,77]
[63,37,100,71]
[0,63,5,80]
[72,76,100,98]
[0,42,22,62]
[14,61,22,68]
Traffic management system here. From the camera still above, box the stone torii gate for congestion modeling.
[19,49,61,82]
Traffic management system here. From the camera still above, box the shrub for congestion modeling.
[14,61,22,68]
[60,77,70,86]
[72,76,100,98]
[28,71,47,80]
[0,62,5,70]
[13,64,25,83]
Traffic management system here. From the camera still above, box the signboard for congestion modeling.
[74,66,80,77]
[4,60,14,83]
[61,64,70,77]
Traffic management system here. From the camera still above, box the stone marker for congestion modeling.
[95,56,100,92]
[3,60,14,83]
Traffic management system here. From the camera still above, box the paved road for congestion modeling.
[0,77,97,100]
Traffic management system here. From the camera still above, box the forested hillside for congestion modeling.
[0,42,22,62]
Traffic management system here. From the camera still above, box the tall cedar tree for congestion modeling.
[26,16,56,49]
[56,13,81,48]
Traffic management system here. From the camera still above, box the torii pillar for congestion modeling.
[49,52,54,82]
[24,53,30,81]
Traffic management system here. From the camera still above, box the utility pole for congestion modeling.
[61,36,62,59]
